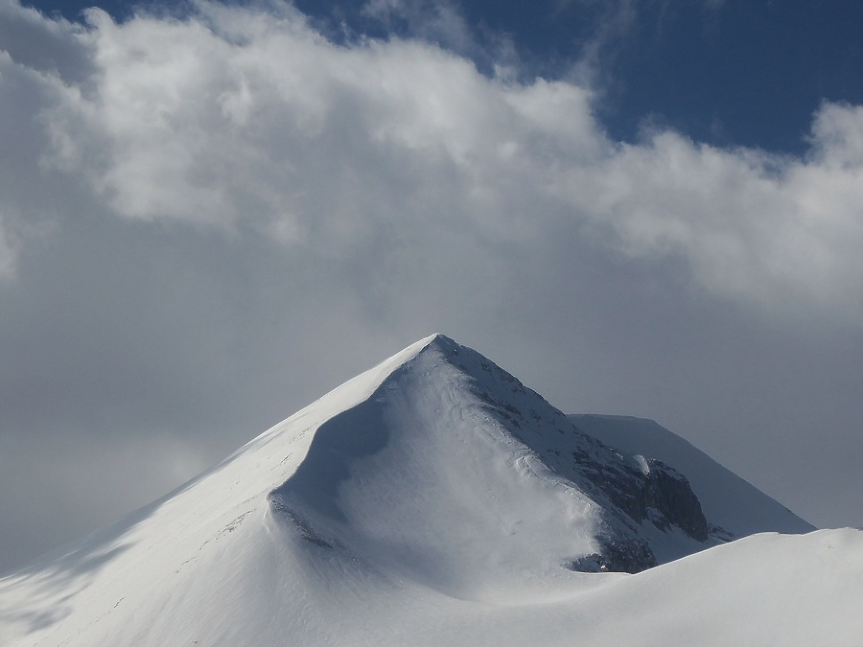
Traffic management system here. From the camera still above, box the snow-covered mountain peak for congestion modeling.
[267,333,620,598]
[264,334,727,582]
[0,335,830,647]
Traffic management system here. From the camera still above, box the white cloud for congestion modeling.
[3,0,863,322]
[563,113,863,316]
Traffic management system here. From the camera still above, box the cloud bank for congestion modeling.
[1,0,861,321]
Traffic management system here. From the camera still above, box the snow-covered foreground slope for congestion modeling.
[1,335,858,646]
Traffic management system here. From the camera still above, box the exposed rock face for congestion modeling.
[566,535,659,573]
[569,444,709,541]
[641,459,709,542]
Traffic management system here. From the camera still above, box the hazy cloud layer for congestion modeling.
[7,0,860,320]
[1,0,862,571]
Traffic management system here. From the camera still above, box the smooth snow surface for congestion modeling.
[1,335,858,646]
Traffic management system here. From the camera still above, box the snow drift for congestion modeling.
[0,334,858,646]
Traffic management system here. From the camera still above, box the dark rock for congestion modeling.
[641,459,709,542]
[565,535,658,574]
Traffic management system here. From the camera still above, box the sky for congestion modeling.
[0,0,862,573]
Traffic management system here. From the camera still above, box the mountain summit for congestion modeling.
[269,332,735,583]
[1,334,857,647]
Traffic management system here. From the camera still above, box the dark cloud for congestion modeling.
[0,0,94,83]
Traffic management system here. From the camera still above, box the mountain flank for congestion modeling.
[1,334,846,647]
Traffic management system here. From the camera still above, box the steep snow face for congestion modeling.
[268,333,618,600]
[0,334,446,646]
[267,333,732,587]
[0,335,837,647]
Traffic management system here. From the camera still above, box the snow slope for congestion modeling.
[0,334,858,646]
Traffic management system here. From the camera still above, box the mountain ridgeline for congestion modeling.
[0,334,822,647]
[389,335,715,572]
[267,334,803,577]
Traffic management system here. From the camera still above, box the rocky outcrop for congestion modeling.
[569,443,709,544]
[641,458,709,541]
[567,534,659,573]
[425,335,710,574]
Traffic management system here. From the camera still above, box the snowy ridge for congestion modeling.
[0,334,858,646]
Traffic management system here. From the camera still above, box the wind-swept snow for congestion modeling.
[0,334,857,646]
